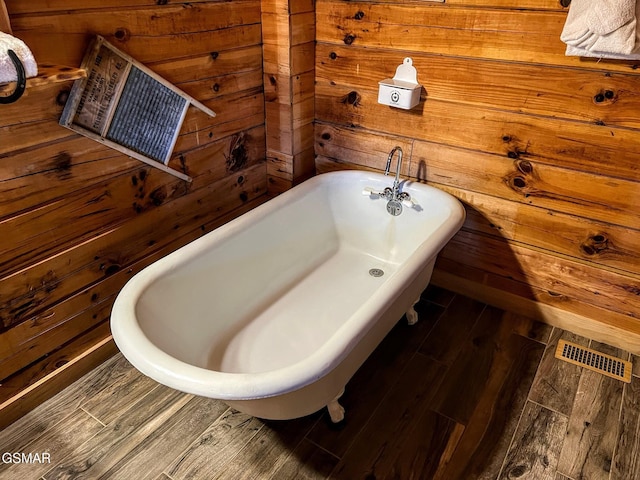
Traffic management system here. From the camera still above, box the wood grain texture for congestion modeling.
[0,0,11,33]
[0,164,266,331]
[317,43,640,129]
[555,473,572,480]
[165,408,264,479]
[0,354,126,453]
[316,81,640,183]
[6,0,223,14]
[4,0,640,444]
[317,1,640,72]
[529,330,590,416]
[411,140,640,234]
[0,0,267,426]
[209,415,319,480]
[432,327,545,479]
[262,0,315,192]
[0,408,104,480]
[25,25,262,68]
[439,231,640,322]
[612,375,640,479]
[88,396,229,480]
[306,300,445,458]
[446,187,640,277]
[269,438,339,480]
[329,354,448,479]
[557,343,626,479]
[389,410,463,480]
[498,401,568,480]
[14,2,261,36]
[418,294,486,364]
[0,191,275,380]
[11,2,261,65]
[431,258,640,356]
[0,329,118,430]
[430,306,529,425]
[42,386,194,479]
[5,0,291,16]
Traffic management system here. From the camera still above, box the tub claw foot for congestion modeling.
[327,399,345,423]
[406,296,421,325]
[327,388,345,423]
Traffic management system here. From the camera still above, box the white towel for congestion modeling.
[561,0,640,58]
[0,31,37,84]
[565,44,640,59]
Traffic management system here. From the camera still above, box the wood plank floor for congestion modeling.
[1,286,639,480]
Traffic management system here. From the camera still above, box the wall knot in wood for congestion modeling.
[593,90,616,104]
[114,28,130,43]
[504,160,540,198]
[226,133,248,173]
[341,90,361,107]
[580,233,610,257]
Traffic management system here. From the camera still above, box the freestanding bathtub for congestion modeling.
[111,170,465,421]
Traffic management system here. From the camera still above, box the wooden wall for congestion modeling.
[3,0,640,427]
[262,0,316,194]
[314,1,640,352]
[0,0,267,427]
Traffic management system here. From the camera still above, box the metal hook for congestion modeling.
[0,49,27,104]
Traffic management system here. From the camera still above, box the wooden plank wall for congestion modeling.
[0,0,10,33]
[0,0,267,427]
[262,0,316,195]
[315,1,640,352]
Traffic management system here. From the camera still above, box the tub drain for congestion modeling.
[369,268,384,277]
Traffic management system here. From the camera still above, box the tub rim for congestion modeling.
[110,170,465,401]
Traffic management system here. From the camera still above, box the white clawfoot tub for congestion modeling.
[111,170,465,421]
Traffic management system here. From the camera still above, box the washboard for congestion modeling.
[60,35,215,182]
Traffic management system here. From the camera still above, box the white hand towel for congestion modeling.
[565,44,640,59]
[0,31,37,84]
[561,0,640,56]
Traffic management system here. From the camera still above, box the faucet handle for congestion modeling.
[363,186,385,197]
[402,197,421,211]
[397,192,418,209]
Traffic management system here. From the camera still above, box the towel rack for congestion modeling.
[0,1,86,100]
[0,64,87,95]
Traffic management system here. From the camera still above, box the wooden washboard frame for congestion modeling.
[60,35,216,182]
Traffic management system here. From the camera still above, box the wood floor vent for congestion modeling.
[555,340,632,383]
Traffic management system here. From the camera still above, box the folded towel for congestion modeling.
[565,44,640,59]
[561,0,640,57]
[0,31,37,84]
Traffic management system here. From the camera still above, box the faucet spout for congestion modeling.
[385,146,403,197]
[364,146,413,216]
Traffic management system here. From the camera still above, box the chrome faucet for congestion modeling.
[363,146,414,216]
[385,146,404,203]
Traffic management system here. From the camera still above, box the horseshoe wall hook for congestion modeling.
[0,49,26,104]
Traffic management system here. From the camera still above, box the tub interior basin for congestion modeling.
[205,246,399,374]
[126,172,461,380]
